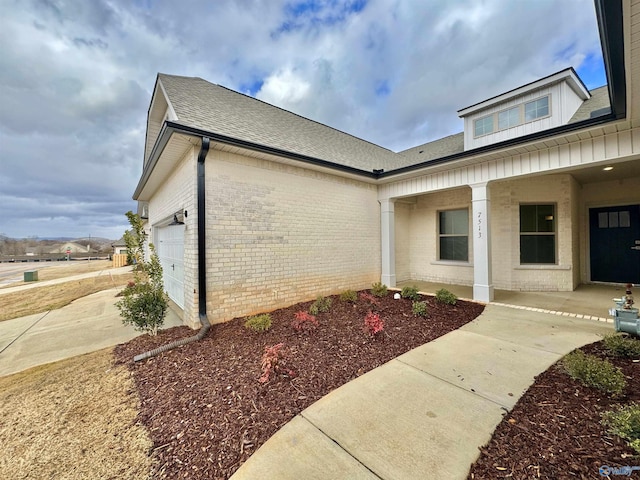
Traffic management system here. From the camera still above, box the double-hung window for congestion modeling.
[439,209,469,261]
[520,204,556,264]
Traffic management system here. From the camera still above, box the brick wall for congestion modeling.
[404,188,475,286]
[204,149,381,324]
[491,174,576,291]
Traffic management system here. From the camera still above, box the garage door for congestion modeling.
[156,225,185,309]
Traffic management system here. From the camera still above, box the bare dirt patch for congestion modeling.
[0,348,154,480]
[115,290,484,479]
[468,341,640,479]
[0,273,133,322]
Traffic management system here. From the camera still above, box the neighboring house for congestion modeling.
[112,237,128,256]
[134,0,639,328]
[48,242,92,254]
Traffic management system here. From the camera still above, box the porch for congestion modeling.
[396,279,628,321]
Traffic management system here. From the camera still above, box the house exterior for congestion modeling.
[112,237,128,255]
[134,0,639,328]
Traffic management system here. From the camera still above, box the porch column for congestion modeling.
[380,198,396,287]
[471,183,494,302]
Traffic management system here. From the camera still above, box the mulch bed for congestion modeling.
[468,341,640,480]
[114,290,484,479]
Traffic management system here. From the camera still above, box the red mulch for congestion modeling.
[468,341,640,480]
[114,291,484,479]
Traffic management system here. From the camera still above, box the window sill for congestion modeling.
[430,260,473,267]
[515,264,571,270]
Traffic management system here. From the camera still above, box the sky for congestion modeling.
[0,0,607,240]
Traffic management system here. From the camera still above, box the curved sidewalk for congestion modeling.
[231,304,612,480]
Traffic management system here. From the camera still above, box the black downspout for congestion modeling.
[133,137,211,362]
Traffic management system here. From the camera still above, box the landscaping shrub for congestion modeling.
[412,301,428,317]
[340,290,358,302]
[363,311,384,335]
[258,343,284,383]
[603,334,640,358]
[561,350,626,396]
[602,403,640,454]
[116,212,167,336]
[292,311,318,333]
[359,292,381,309]
[244,313,272,333]
[435,288,457,305]
[309,296,332,315]
[370,282,388,297]
[401,285,420,301]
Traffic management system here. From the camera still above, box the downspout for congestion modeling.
[134,137,211,362]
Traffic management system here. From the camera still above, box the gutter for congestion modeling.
[133,137,211,362]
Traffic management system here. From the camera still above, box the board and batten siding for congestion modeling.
[379,124,640,201]
[463,81,584,150]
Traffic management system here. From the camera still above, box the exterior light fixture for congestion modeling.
[603,166,614,171]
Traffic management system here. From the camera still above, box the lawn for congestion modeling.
[0,273,133,322]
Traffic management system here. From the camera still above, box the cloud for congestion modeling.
[0,0,604,238]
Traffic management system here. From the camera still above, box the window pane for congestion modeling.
[520,235,555,264]
[498,106,519,129]
[440,209,468,234]
[598,212,608,228]
[440,237,468,261]
[520,205,537,232]
[474,115,493,136]
[536,205,554,232]
[608,212,619,228]
[620,211,630,227]
[524,96,549,121]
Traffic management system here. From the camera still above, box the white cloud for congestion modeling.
[0,0,605,238]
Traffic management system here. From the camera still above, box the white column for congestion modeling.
[380,198,396,287]
[471,183,494,302]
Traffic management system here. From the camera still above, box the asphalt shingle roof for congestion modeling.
[158,74,402,172]
[157,74,611,173]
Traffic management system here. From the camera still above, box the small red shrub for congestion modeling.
[292,310,318,332]
[363,311,384,335]
[259,343,285,383]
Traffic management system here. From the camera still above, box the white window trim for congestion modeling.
[519,202,557,265]
[437,208,470,262]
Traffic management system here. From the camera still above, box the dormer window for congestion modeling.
[524,96,549,121]
[498,106,520,130]
[474,115,494,137]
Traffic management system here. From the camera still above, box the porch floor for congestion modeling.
[395,280,630,321]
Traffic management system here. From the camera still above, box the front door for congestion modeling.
[589,204,640,284]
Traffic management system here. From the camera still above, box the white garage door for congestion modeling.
[156,225,185,309]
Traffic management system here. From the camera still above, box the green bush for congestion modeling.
[340,290,358,302]
[435,288,457,305]
[603,334,640,358]
[412,301,428,317]
[401,286,420,301]
[602,403,640,454]
[370,282,388,297]
[116,212,167,336]
[309,296,332,315]
[245,314,272,333]
[562,350,626,396]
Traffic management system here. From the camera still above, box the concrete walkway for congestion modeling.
[232,304,613,480]
[0,284,183,377]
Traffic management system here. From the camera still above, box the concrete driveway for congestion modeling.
[0,287,183,377]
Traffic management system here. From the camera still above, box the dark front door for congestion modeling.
[589,204,640,284]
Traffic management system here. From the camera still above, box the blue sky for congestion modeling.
[0,0,606,239]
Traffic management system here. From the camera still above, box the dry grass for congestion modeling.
[0,273,133,322]
[0,260,118,289]
[0,348,153,480]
